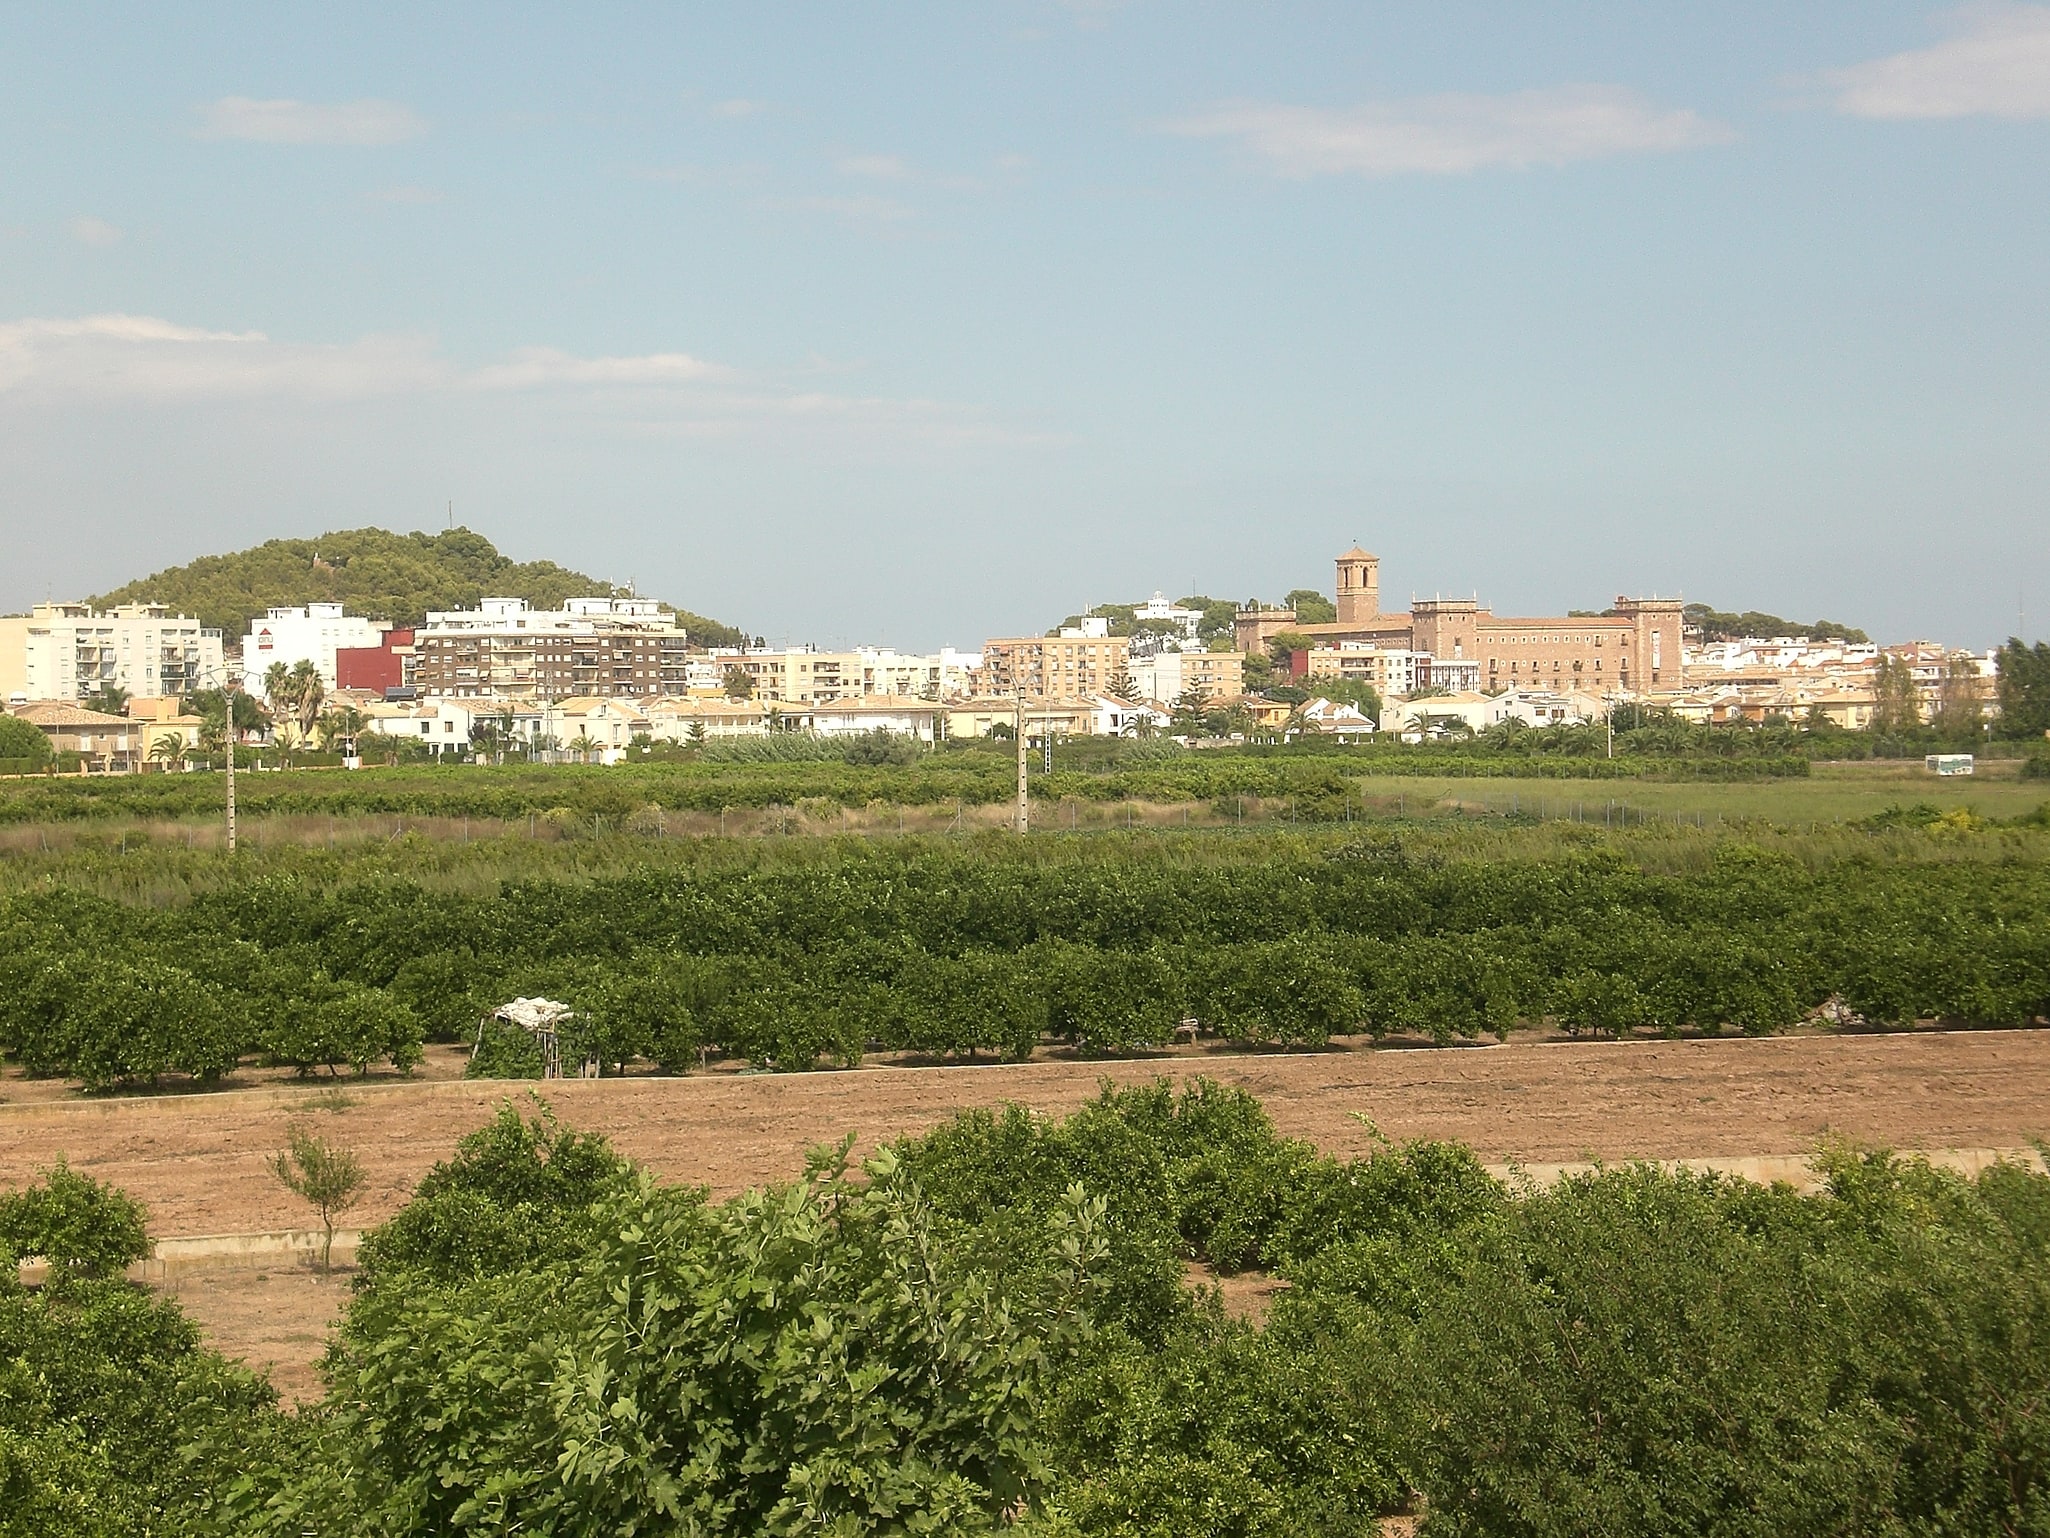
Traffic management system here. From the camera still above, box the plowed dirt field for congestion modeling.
[8,1029,2049,1402]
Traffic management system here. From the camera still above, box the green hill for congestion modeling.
[87,527,747,647]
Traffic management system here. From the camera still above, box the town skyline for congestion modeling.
[4,5,2047,648]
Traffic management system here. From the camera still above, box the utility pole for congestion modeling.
[223,677,238,853]
[1014,685,1029,834]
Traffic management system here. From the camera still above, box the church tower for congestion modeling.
[1335,547,1379,625]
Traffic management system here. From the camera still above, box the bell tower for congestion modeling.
[1335,547,1379,625]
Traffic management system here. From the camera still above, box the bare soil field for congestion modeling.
[9,1029,2050,1401]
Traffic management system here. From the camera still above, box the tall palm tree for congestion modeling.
[287,659,325,745]
[148,732,186,771]
[263,661,293,734]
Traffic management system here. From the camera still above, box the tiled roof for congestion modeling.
[10,701,136,728]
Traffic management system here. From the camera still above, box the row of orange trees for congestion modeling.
[2,839,2046,1086]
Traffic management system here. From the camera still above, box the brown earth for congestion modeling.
[8,1028,2050,1401]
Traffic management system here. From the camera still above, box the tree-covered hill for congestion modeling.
[85,526,747,646]
[1682,603,1868,644]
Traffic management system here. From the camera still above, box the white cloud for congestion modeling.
[195,96,427,146]
[1165,85,1734,178]
[708,98,766,119]
[66,216,123,247]
[467,347,726,390]
[1819,3,2050,119]
[0,313,1036,445]
[0,315,441,399]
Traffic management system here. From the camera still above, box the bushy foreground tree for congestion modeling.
[15,1087,2050,1536]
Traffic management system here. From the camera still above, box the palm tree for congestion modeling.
[287,659,325,745]
[567,732,601,764]
[317,705,367,755]
[148,732,186,771]
[263,661,293,735]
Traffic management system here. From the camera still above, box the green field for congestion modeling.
[1384,758,2048,825]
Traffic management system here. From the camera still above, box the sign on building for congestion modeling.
[1924,754,1974,777]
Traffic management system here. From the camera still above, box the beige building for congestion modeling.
[719,649,866,704]
[1129,649,1243,705]
[980,635,1130,698]
[8,700,144,771]
[1301,644,1425,698]
[1244,549,1687,696]
[125,696,209,760]
[946,696,1103,741]
[0,603,225,705]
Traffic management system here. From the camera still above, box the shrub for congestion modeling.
[0,1164,150,1278]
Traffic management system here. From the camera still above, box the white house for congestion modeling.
[240,604,384,693]
[800,696,946,741]
[1089,694,1169,738]
[1299,697,1375,738]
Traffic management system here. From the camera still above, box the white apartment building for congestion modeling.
[717,646,985,705]
[0,603,224,705]
[858,646,983,700]
[239,603,385,693]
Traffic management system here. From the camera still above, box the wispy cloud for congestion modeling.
[66,216,123,247]
[467,347,725,390]
[0,313,1043,445]
[1164,85,1733,178]
[708,98,766,119]
[1818,3,2050,119]
[0,315,438,398]
[195,97,427,146]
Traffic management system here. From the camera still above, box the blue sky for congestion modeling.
[2,3,2046,649]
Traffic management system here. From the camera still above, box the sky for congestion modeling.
[2,3,2046,650]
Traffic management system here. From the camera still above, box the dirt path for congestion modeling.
[7,1029,2048,1237]
[8,1029,2049,1402]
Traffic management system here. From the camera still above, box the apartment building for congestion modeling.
[717,648,865,704]
[980,634,1130,698]
[857,646,983,700]
[239,603,385,692]
[0,603,224,705]
[1298,644,1425,698]
[411,597,690,699]
[1129,648,1243,704]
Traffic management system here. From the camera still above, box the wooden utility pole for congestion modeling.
[1014,688,1029,834]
